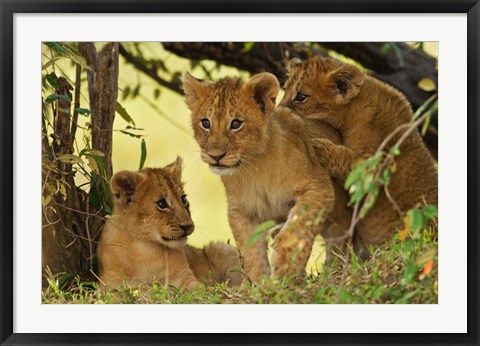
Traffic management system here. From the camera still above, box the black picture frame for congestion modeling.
[1,1,479,345]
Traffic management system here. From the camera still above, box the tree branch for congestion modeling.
[118,43,184,95]
[161,42,438,153]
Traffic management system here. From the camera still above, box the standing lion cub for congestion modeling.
[183,72,346,281]
[97,157,241,290]
[281,56,438,251]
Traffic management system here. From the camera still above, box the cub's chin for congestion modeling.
[158,235,189,249]
[209,165,238,176]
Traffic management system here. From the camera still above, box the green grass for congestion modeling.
[42,229,437,304]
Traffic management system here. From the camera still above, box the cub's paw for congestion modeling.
[183,279,202,291]
[270,231,308,279]
[312,138,335,157]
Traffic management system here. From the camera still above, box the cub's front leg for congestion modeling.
[228,205,270,282]
[169,267,201,291]
[271,184,334,279]
[165,252,201,291]
[312,138,360,181]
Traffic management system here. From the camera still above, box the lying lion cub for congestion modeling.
[97,157,242,290]
[183,72,344,280]
[281,56,438,252]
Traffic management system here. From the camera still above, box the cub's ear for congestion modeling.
[164,156,183,183]
[287,58,302,71]
[327,64,364,105]
[182,71,210,110]
[110,170,146,206]
[244,72,280,114]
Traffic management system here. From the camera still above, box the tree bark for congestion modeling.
[79,42,119,265]
[91,43,119,179]
[42,43,120,286]
[42,76,84,287]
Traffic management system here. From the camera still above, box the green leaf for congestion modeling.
[420,100,437,136]
[132,85,140,98]
[389,146,401,157]
[401,263,418,285]
[413,94,437,120]
[409,209,424,229]
[85,154,99,174]
[45,73,59,89]
[417,77,437,92]
[379,167,392,186]
[89,188,102,210]
[79,148,104,157]
[139,139,147,170]
[407,209,425,238]
[422,205,438,220]
[372,286,384,299]
[359,185,379,219]
[115,102,136,126]
[120,130,142,138]
[372,269,379,284]
[75,108,91,116]
[345,166,363,190]
[391,43,405,68]
[92,155,107,178]
[380,43,392,55]
[122,86,131,100]
[247,220,276,247]
[44,42,67,53]
[339,290,355,303]
[44,42,91,70]
[42,58,60,70]
[404,239,415,255]
[243,42,255,53]
[45,94,71,104]
[57,154,84,164]
[380,43,404,68]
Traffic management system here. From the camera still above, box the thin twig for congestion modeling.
[85,203,94,273]
[70,63,82,150]
[119,43,184,95]
[384,185,403,216]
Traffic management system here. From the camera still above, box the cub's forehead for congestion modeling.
[305,56,341,72]
[201,78,246,116]
[208,77,243,93]
[287,56,342,85]
[141,168,183,195]
[208,78,244,100]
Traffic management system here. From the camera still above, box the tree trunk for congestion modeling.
[42,77,84,287]
[42,43,119,287]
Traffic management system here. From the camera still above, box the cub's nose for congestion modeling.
[208,152,226,162]
[179,223,194,236]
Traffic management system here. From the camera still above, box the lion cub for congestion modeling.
[97,157,241,290]
[281,56,438,250]
[183,72,341,281]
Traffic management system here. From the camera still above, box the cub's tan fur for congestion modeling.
[281,56,438,252]
[97,158,241,289]
[183,72,353,280]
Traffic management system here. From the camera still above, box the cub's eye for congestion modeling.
[156,198,169,210]
[230,119,243,131]
[200,118,211,130]
[181,195,188,206]
[294,92,308,103]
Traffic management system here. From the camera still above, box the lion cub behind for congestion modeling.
[97,157,241,290]
[281,56,438,251]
